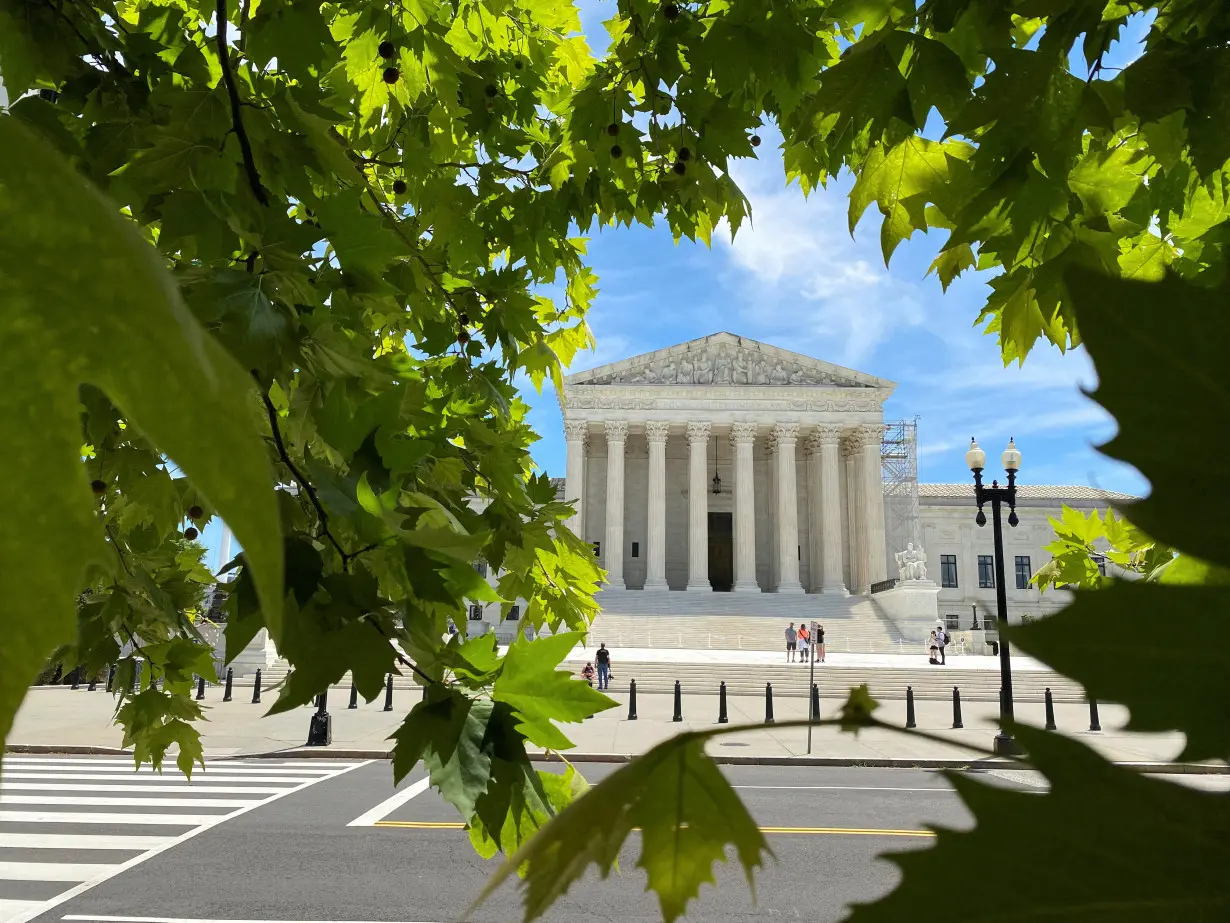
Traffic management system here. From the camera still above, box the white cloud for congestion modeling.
[715,149,928,367]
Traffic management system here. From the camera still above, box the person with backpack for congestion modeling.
[595,643,612,690]
[935,622,948,665]
[797,623,811,665]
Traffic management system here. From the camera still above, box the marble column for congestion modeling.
[603,420,628,589]
[773,423,803,593]
[563,420,588,538]
[731,422,759,592]
[859,423,888,587]
[644,421,671,590]
[844,435,866,594]
[765,429,778,589]
[814,425,848,594]
[805,433,824,592]
[686,422,711,590]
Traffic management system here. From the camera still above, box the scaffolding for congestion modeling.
[882,419,921,572]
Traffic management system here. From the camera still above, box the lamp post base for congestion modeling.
[993,733,1021,757]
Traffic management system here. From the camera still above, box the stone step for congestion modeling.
[259,661,1083,703]
[591,609,909,653]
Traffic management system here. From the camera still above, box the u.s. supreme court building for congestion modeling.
[550,332,1129,641]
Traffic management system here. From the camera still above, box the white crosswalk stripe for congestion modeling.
[0,757,366,923]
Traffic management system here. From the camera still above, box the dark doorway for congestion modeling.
[708,512,734,591]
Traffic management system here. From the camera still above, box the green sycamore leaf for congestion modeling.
[849,137,969,263]
[390,686,497,815]
[1067,144,1152,216]
[115,688,207,778]
[493,631,616,749]
[0,115,282,748]
[844,725,1230,922]
[1013,582,1229,761]
[473,731,771,923]
[1065,268,1230,570]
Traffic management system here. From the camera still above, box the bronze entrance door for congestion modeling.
[708,512,733,591]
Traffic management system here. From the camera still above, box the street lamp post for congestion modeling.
[966,437,1022,757]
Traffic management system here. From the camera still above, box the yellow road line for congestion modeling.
[374,820,933,838]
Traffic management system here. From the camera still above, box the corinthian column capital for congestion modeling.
[730,421,758,445]
[563,420,589,444]
[772,422,800,445]
[645,421,671,443]
[686,421,712,443]
[604,420,629,443]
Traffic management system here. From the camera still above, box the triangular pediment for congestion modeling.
[564,332,894,390]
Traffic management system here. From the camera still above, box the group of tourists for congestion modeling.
[783,621,825,664]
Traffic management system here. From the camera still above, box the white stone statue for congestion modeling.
[714,346,733,383]
[677,355,694,383]
[895,542,928,581]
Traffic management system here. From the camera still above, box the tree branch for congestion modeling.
[215,0,269,206]
[253,373,346,562]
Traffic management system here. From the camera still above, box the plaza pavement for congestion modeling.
[6,683,1205,769]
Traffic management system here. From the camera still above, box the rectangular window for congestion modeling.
[940,555,958,588]
[508,605,520,621]
[978,555,995,588]
[592,541,601,558]
[1015,555,1032,590]
[631,542,639,558]
[468,604,483,621]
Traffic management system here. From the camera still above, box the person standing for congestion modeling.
[797,623,811,665]
[784,622,798,663]
[595,643,612,690]
[935,622,948,665]
[814,622,825,663]
[928,630,940,665]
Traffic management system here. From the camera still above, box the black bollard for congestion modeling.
[106,664,115,693]
[70,667,81,690]
[223,667,234,702]
[348,681,358,710]
[765,683,775,725]
[905,686,916,729]
[195,675,206,701]
[251,669,262,704]
[307,690,333,746]
[951,686,963,729]
[383,674,394,712]
[672,680,683,722]
[628,679,638,720]
[810,683,820,721]
[1089,698,1101,732]
[718,682,728,724]
[1044,688,1057,731]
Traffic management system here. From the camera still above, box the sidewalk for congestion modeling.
[5,685,1204,769]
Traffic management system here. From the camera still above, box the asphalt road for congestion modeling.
[10,757,1038,923]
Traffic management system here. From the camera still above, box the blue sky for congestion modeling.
[518,2,1151,499]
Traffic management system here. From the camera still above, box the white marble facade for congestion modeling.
[560,332,895,595]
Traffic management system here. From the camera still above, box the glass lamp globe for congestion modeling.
[1002,437,1022,472]
[965,438,986,471]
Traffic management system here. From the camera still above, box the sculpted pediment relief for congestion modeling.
[565,332,893,390]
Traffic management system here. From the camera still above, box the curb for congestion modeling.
[225,748,1230,774]
[7,746,1227,775]
[5,745,133,756]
